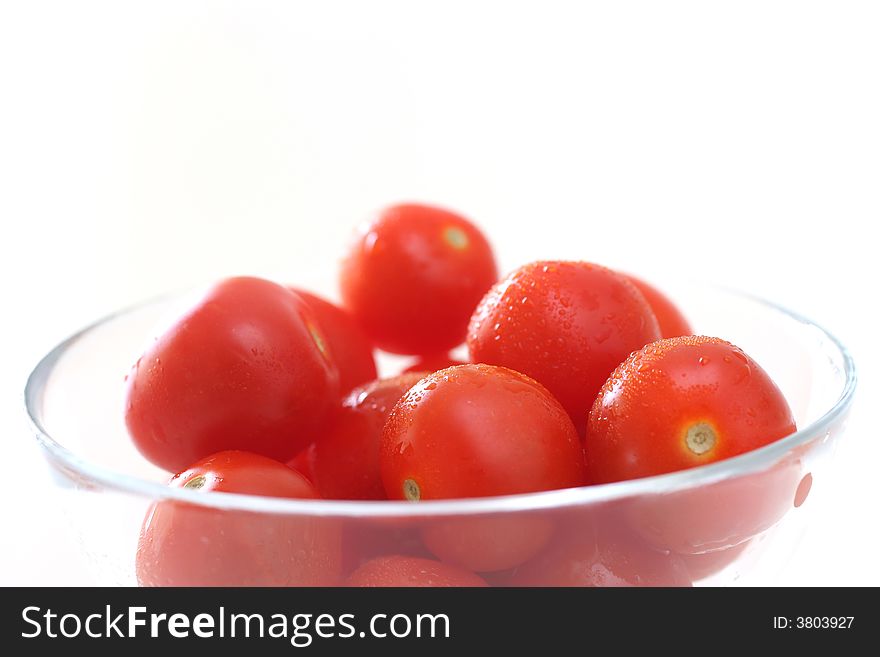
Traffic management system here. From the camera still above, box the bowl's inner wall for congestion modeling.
[37,282,847,484]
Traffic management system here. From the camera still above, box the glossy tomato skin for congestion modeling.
[125,277,339,473]
[381,364,587,501]
[503,527,692,587]
[401,353,466,374]
[467,261,661,433]
[585,336,797,483]
[340,203,498,355]
[312,373,425,500]
[346,555,488,587]
[136,451,342,586]
[624,275,692,338]
[291,289,377,394]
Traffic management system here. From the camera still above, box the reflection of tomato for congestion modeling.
[468,261,660,433]
[136,451,342,586]
[347,555,488,587]
[679,541,751,581]
[340,203,498,355]
[794,472,813,508]
[313,373,425,500]
[381,364,586,502]
[401,353,466,374]
[624,275,692,338]
[626,458,803,554]
[291,289,377,394]
[504,527,691,587]
[421,515,555,573]
[126,277,339,472]
[586,336,797,483]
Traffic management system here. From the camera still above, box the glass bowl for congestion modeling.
[24,281,855,586]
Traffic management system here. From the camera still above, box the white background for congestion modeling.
[1,1,877,585]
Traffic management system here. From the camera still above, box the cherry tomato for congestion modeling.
[504,527,692,587]
[421,515,555,573]
[468,261,661,433]
[585,336,797,483]
[625,458,803,554]
[125,277,339,472]
[401,353,467,374]
[312,373,425,500]
[624,274,692,338]
[381,364,586,501]
[291,288,377,394]
[340,203,498,354]
[136,451,342,586]
[346,555,488,587]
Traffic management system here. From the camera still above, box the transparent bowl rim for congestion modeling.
[24,284,857,518]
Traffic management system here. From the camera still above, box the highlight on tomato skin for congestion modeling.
[623,274,692,338]
[467,261,662,434]
[311,373,427,501]
[290,288,378,395]
[585,335,797,484]
[125,277,340,473]
[340,203,498,355]
[135,451,342,587]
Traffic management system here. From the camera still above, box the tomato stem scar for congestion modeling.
[685,422,717,456]
[183,474,207,490]
[403,478,421,501]
[443,226,469,250]
[305,319,330,361]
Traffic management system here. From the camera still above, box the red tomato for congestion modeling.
[287,443,317,484]
[624,275,692,338]
[125,277,339,472]
[381,364,586,501]
[421,515,555,573]
[504,527,692,587]
[401,353,467,374]
[136,451,342,586]
[585,336,797,483]
[312,373,425,500]
[346,555,488,587]
[625,458,803,554]
[467,261,661,433]
[340,203,498,355]
[291,289,377,394]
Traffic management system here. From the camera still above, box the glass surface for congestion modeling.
[24,281,856,586]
